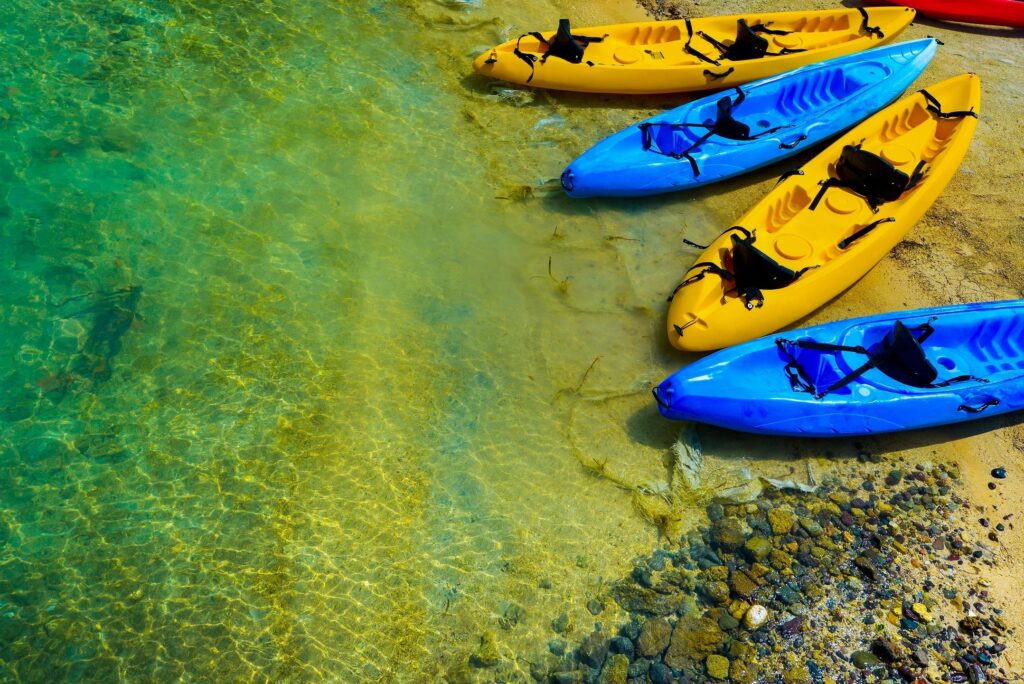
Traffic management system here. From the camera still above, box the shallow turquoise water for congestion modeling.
[0,0,699,680]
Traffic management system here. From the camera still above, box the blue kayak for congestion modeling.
[653,300,1024,437]
[561,38,937,198]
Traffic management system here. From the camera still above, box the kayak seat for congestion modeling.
[670,225,817,308]
[871,320,939,388]
[729,232,811,309]
[776,319,985,399]
[512,19,607,83]
[691,19,807,66]
[638,87,790,175]
[809,143,927,212]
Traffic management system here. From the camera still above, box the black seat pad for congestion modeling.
[836,145,912,205]
[873,321,938,387]
[546,18,586,63]
[730,233,802,292]
[724,20,770,61]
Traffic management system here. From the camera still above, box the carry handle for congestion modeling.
[958,398,1000,414]
[779,133,808,150]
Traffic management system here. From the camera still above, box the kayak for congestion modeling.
[561,39,938,198]
[472,7,915,94]
[878,0,1024,28]
[654,300,1024,437]
[666,74,981,352]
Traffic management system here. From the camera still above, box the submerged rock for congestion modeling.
[469,631,500,667]
[706,654,729,680]
[597,654,629,684]
[636,617,671,657]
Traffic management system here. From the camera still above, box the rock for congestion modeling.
[959,615,982,633]
[743,605,768,629]
[609,582,687,616]
[609,636,634,661]
[783,664,811,684]
[778,616,804,637]
[627,658,650,679]
[469,631,500,668]
[577,630,609,669]
[799,517,823,537]
[549,640,567,656]
[664,616,723,669]
[711,518,749,552]
[598,654,629,684]
[587,598,605,616]
[648,662,672,684]
[636,617,671,657]
[911,602,931,623]
[552,612,574,635]
[718,613,740,630]
[706,654,730,680]
[777,583,802,605]
[730,570,758,599]
[744,536,772,562]
[991,467,1007,479]
[854,556,878,581]
[707,502,725,522]
[498,601,526,629]
[851,651,880,669]
[550,672,583,684]
[731,657,756,684]
[768,508,794,535]
[911,647,929,667]
[703,580,731,605]
[870,638,899,663]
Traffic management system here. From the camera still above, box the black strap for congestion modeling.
[809,177,847,211]
[857,7,884,39]
[513,34,540,83]
[839,216,895,250]
[666,262,735,302]
[748,22,791,36]
[682,225,753,251]
[920,89,978,120]
[697,30,731,54]
[684,18,720,66]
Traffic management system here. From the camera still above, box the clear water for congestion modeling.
[0,0,726,680]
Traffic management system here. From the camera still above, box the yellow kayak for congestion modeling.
[472,8,915,94]
[666,74,981,352]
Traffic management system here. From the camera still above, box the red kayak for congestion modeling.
[881,0,1024,27]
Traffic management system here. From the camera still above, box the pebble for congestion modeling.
[991,467,1007,479]
[743,604,768,630]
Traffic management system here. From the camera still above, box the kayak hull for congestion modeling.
[562,39,937,198]
[666,74,981,352]
[473,8,915,94]
[655,300,1024,437]
[880,0,1024,28]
